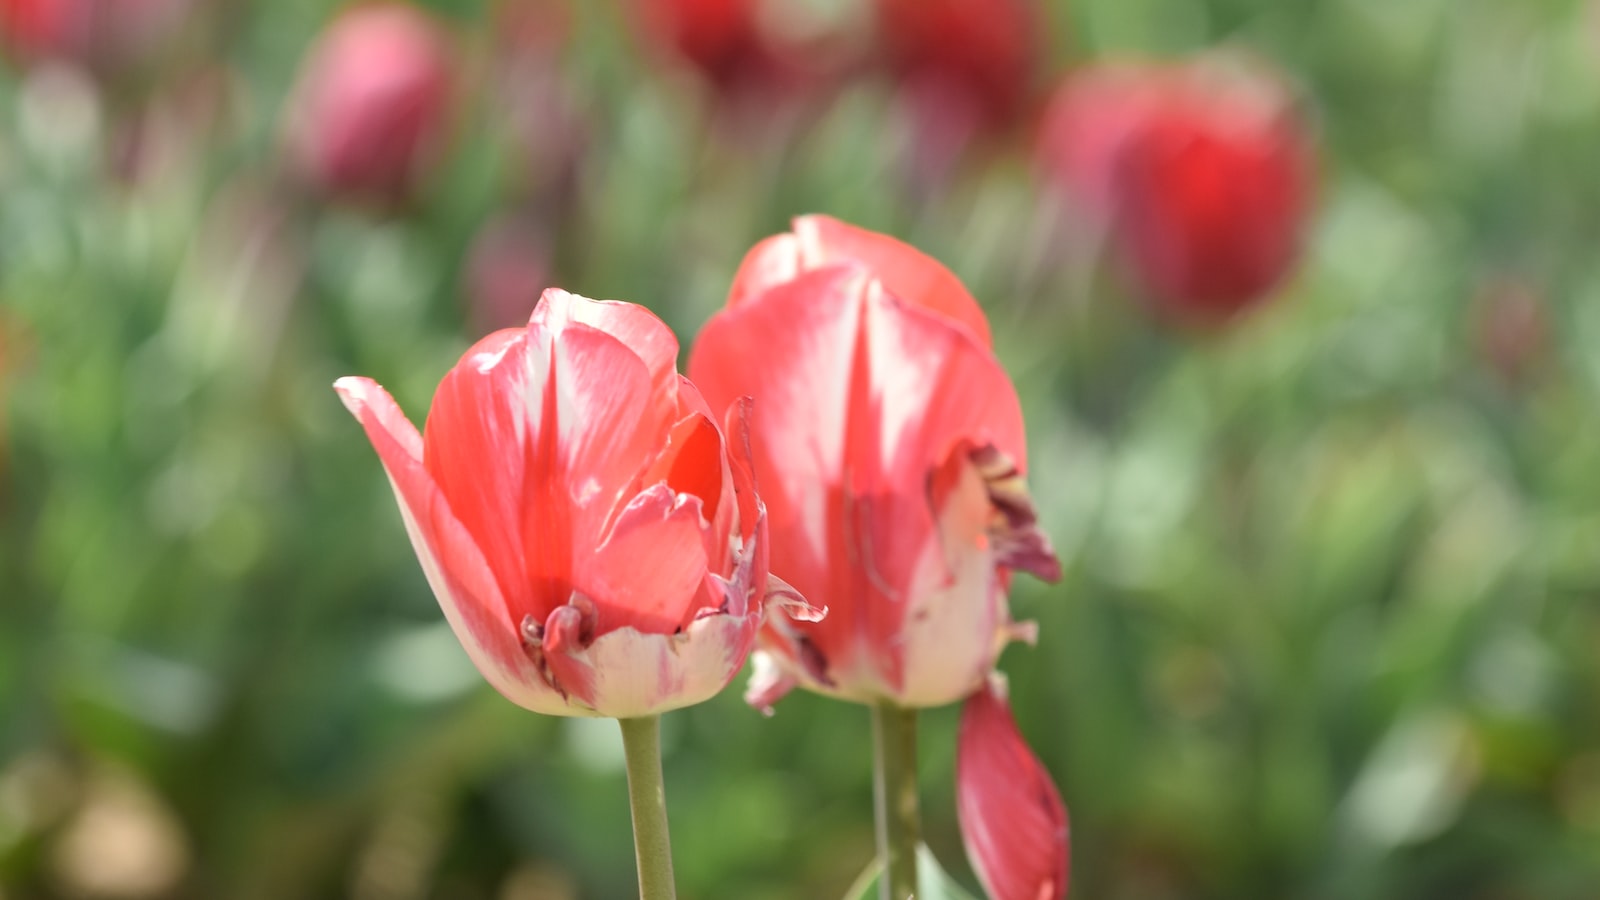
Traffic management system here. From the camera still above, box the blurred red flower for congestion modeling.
[284,2,455,206]
[634,0,796,98]
[875,0,1040,137]
[0,0,190,74]
[337,291,816,718]
[1038,60,1316,323]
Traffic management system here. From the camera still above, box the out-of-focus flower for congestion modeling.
[635,0,786,95]
[486,0,587,210]
[1038,59,1316,323]
[0,0,82,63]
[958,677,1070,900]
[689,215,1061,709]
[464,213,552,332]
[631,0,852,118]
[0,0,192,76]
[336,290,814,718]
[284,2,455,206]
[874,0,1040,137]
[1472,274,1549,388]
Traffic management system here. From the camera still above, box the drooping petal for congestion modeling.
[334,376,568,714]
[792,214,993,347]
[958,678,1070,900]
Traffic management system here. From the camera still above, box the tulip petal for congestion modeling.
[585,483,712,634]
[334,376,566,714]
[546,612,760,719]
[533,288,680,412]
[728,233,803,307]
[958,678,1070,900]
[973,443,1062,583]
[792,214,993,347]
[422,328,540,612]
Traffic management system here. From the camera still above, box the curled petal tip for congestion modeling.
[766,574,826,623]
[958,678,1071,900]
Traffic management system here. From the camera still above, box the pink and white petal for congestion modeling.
[420,328,539,610]
[584,483,712,634]
[793,214,994,347]
[552,610,762,719]
[533,288,680,409]
[727,233,803,307]
[958,678,1071,900]
[334,376,565,715]
[689,267,873,687]
[897,454,1005,707]
[548,323,676,538]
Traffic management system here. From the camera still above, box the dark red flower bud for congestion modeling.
[875,0,1040,136]
[1038,60,1316,324]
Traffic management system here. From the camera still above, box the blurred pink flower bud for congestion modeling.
[0,0,84,63]
[0,0,191,74]
[336,291,817,718]
[284,3,455,206]
[1038,60,1316,324]
[958,678,1070,900]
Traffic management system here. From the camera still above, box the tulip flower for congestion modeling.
[336,288,806,719]
[338,289,815,899]
[1038,60,1315,324]
[688,215,1065,898]
[284,2,455,206]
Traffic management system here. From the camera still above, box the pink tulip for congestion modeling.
[284,2,454,205]
[336,290,813,718]
[689,215,1061,709]
[958,678,1070,900]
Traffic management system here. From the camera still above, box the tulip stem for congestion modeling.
[618,716,677,900]
[870,703,921,900]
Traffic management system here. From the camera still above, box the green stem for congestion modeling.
[618,716,677,900]
[870,703,921,900]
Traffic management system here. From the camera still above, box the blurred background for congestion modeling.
[4,0,1600,897]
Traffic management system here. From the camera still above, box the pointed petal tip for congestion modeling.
[958,678,1071,900]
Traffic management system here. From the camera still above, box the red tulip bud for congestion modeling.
[1039,60,1316,324]
[875,0,1039,136]
[284,3,455,206]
